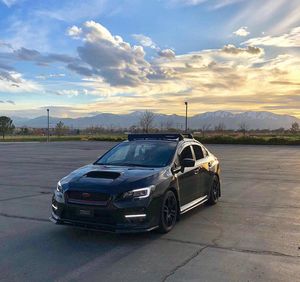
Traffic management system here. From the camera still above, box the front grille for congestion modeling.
[62,207,115,225]
[67,191,110,206]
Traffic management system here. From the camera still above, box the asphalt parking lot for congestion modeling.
[0,141,299,282]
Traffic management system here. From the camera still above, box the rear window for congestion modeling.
[192,145,204,160]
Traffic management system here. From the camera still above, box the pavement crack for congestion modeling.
[0,192,51,202]
[162,246,208,282]
[160,237,300,259]
[0,212,49,223]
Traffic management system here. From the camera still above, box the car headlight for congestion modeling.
[122,185,155,199]
[56,181,62,192]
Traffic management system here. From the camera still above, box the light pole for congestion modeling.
[184,101,188,132]
[47,108,50,142]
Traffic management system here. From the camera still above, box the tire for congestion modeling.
[158,190,178,233]
[208,175,220,205]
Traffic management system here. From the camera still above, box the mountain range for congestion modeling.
[11,111,300,130]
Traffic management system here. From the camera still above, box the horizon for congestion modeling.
[9,109,300,131]
[0,1,300,118]
[6,109,300,120]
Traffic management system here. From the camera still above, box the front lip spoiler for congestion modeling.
[49,214,158,234]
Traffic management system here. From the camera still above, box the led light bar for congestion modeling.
[124,214,146,218]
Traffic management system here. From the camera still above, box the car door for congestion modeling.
[192,144,213,197]
[191,144,209,197]
[176,145,200,206]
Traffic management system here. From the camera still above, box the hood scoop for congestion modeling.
[85,171,120,180]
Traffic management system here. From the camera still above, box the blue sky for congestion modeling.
[0,0,299,118]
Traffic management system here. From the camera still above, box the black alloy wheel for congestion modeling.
[208,175,220,205]
[158,190,178,233]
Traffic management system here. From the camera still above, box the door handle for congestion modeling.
[194,167,200,174]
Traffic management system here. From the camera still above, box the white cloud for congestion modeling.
[67,26,82,38]
[2,20,298,118]
[56,89,81,97]
[0,41,12,50]
[0,100,15,105]
[158,49,176,58]
[1,0,18,7]
[0,71,42,93]
[233,26,250,37]
[228,0,299,35]
[67,21,153,86]
[212,0,244,9]
[169,0,243,9]
[243,26,300,47]
[222,44,263,55]
[272,2,300,33]
[35,0,108,22]
[172,0,207,6]
[132,34,157,49]
[36,73,66,80]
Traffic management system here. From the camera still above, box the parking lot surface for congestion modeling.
[0,142,299,282]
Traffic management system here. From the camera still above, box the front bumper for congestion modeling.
[50,212,158,233]
[50,192,160,233]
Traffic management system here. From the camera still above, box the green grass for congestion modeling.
[1,134,299,145]
[0,134,127,143]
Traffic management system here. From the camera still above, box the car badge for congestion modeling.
[82,192,91,198]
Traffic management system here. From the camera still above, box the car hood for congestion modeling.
[61,164,165,194]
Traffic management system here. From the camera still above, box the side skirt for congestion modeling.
[180,195,208,214]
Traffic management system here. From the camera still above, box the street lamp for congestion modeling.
[184,101,188,132]
[47,108,50,142]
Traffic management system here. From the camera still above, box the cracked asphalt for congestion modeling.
[0,142,299,282]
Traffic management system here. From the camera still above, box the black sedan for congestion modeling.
[50,133,221,233]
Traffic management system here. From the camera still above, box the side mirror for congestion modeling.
[181,158,195,168]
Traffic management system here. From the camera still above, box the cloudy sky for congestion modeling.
[0,0,299,118]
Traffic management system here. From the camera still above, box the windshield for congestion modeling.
[95,141,177,167]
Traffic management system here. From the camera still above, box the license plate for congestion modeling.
[78,209,93,217]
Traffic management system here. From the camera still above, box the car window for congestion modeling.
[179,146,193,162]
[202,147,209,157]
[96,141,177,167]
[192,145,204,160]
[104,143,130,163]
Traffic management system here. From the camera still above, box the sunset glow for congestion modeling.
[0,0,299,118]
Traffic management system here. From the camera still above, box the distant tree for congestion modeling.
[291,122,299,134]
[165,119,174,131]
[200,123,211,137]
[238,122,249,137]
[129,125,138,133]
[275,127,285,134]
[215,122,226,135]
[160,119,174,131]
[20,127,29,135]
[139,110,155,133]
[55,121,68,136]
[0,116,15,139]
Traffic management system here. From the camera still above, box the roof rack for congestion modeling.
[181,133,194,139]
[128,133,194,141]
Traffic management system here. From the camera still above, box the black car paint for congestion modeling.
[50,138,220,233]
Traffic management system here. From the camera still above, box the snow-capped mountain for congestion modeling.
[11,111,300,130]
